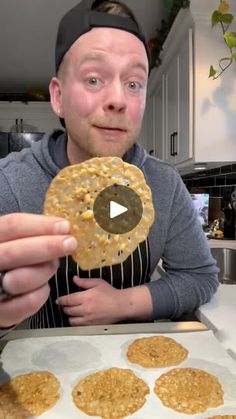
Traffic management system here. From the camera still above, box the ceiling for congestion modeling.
[0,0,168,94]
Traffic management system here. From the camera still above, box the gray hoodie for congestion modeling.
[0,131,218,326]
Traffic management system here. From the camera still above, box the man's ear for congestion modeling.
[49,77,64,118]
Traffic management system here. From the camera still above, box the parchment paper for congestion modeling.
[1,330,236,418]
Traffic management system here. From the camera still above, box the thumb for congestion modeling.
[73,276,101,289]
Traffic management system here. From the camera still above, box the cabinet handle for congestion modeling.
[170,133,174,156]
[173,131,178,156]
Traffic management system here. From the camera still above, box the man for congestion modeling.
[0,0,219,332]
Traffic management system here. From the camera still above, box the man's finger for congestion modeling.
[62,305,83,317]
[73,276,101,289]
[0,235,77,270]
[56,291,83,307]
[3,260,59,295]
[0,213,71,243]
[0,284,50,328]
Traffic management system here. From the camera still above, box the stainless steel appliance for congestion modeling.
[211,247,236,284]
[0,132,44,157]
[222,188,236,239]
[0,132,8,158]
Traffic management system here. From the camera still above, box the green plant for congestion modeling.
[209,0,236,80]
[148,0,190,69]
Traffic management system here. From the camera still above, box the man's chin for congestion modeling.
[92,143,134,158]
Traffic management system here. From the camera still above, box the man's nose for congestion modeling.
[103,81,127,113]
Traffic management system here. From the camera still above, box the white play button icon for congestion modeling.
[110,201,128,219]
[94,185,143,234]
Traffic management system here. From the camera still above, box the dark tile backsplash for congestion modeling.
[182,163,236,198]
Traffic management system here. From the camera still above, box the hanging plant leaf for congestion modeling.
[218,1,229,14]
[211,10,222,27]
[231,52,236,61]
[209,65,217,79]
[210,1,235,80]
[224,31,236,48]
[211,11,233,26]
[220,13,234,24]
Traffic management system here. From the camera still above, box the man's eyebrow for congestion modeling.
[129,61,148,75]
[79,52,107,65]
[78,53,148,74]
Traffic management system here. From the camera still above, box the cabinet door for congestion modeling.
[145,97,156,155]
[177,28,193,164]
[165,54,178,165]
[137,107,147,149]
[165,28,193,166]
[138,98,155,154]
[153,75,165,160]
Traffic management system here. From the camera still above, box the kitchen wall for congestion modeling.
[182,164,236,198]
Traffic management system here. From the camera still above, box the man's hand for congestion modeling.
[56,277,153,325]
[0,213,77,328]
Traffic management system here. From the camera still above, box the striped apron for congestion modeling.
[30,239,151,328]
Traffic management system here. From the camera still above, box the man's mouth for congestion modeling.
[93,125,127,133]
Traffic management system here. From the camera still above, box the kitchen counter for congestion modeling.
[196,284,236,360]
[208,239,236,249]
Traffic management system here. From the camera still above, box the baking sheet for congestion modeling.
[1,330,236,418]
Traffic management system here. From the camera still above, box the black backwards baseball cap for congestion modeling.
[55,0,151,73]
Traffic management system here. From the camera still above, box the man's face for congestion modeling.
[50,27,149,163]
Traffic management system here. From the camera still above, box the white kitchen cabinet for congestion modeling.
[139,76,165,159]
[165,50,178,165]
[148,0,236,174]
[153,75,165,160]
[137,113,146,150]
[176,28,193,165]
[165,28,193,165]
[138,96,156,155]
[150,25,193,166]
[146,97,156,155]
[0,101,61,133]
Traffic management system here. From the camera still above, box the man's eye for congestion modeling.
[127,81,142,91]
[87,77,100,86]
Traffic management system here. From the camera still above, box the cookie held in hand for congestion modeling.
[44,156,155,270]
